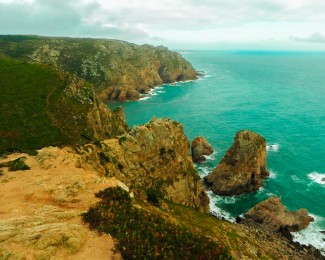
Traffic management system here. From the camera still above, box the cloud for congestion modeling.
[1,0,325,49]
[290,32,325,43]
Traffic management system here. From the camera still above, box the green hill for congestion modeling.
[0,56,127,154]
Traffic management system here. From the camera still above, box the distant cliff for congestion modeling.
[0,35,197,101]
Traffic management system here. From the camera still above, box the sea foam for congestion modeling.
[203,151,217,160]
[266,143,280,152]
[308,171,325,185]
[292,214,325,256]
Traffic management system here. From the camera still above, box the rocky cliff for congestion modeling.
[76,117,209,213]
[204,130,269,195]
[0,35,198,101]
[1,150,323,259]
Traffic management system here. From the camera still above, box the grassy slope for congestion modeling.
[0,56,120,154]
[0,56,69,153]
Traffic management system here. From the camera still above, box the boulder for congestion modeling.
[244,196,314,232]
[191,136,214,163]
[204,130,269,195]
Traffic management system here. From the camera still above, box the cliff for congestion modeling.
[1,150,323,259]
[76,117,209,213]
[0,56,128,154]
[205,130,269,195]
[0,35,198,101]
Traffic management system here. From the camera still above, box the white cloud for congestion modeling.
[1,0,325,49]
[291,32,325,43]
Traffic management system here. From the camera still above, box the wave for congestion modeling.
[308,171,325,185]
[292,214,325,255]
[139,96,150,101]
[196,166,213,177]
[290,174,302,183]
[268,170,277,179]
[207,191,236,222]
[266,143,280,152]
[203,151,217,160]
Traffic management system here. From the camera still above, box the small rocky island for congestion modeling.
[191,136,214,163]
[204,130,269,195]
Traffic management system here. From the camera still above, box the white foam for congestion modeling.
[196,166,213,177]
[207,190,236,222]
[291,174,301,183]
[268,170,277,179]
[308,172,325,185]
[139,96,150,101]
[203,151,217,160]
[292,214,325,255]
[266,144,280,152]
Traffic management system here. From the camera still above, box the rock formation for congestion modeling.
[77,117,209,213]
[0,36,198,101]
[191,136,214,163]
[204,130,269,195]
[244,196,314,232]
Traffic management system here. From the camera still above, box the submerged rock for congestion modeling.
[191,136,214,163]
[244,196,314,232]
[204,130,269,195]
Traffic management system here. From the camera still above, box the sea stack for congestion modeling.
[191,136,214,163]
[204,130,269,195]
[244,196,314,232]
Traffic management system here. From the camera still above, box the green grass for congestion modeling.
[0,56,109,155]
[0,56,70,154]
[83,187,231,259]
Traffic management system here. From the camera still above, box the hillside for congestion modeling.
[0,35,198,101]
[0,147,322,259]
[0,56,127,154]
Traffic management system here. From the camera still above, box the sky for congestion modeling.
[1,0,325,50]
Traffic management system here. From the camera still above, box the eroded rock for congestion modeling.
[244,196,314,232]
[78,118,210,213]
[204,130,269,195]
[191,136,214,163]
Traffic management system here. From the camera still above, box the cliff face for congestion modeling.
[0,36,197,101]
[204,130,269,195]
[77,117,209,213]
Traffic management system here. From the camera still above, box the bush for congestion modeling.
[83,187,231,259]
[146,188,161,206]
[0,157,30,171]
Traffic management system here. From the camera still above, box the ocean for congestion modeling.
[108,50,325,252]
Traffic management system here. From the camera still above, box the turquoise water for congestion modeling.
[108,51,325,250]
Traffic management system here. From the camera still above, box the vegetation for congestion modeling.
[0,157,30,171]
[0,56,125,155]
[83,187,231,259]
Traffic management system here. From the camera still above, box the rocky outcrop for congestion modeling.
[191,136,214,163]
[244,196,314,232]
[77,118,209,213]
[204,130,269,195]
[0,36,198,101]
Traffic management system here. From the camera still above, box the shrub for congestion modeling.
[83,187,231,259]
[0,157,30,171]
[146,188,162,206]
